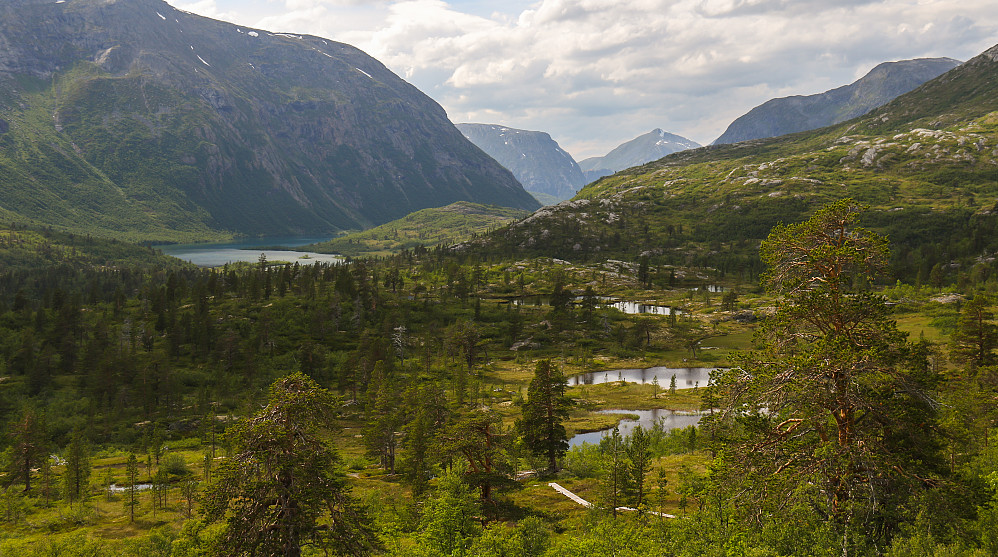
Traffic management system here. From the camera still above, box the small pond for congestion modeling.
[569,409,701,447]
[502,296,678,316]
[603,300,678,315]
[567,366,716,390]
[108,483,154,493]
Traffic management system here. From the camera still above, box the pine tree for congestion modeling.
[62,430,91,504]
[627,425,652,509]
[709,199,944,550]
[363,361,401,473]
[517,359,573,473]
[599,427,628,517]
[951,294,997,368]
[201,373,378,557]
[441,408,515,504]
[6,407,47,493]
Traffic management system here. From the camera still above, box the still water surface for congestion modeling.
[569,409,701,447]
[507,296,678,316]
[567,366,715,389]
[158,237,342,267]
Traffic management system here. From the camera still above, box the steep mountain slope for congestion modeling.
[0,0,537,242]
[467,45,998,283]
[456,123,586,201]
[713,57,961,145]
[579,129,701,181]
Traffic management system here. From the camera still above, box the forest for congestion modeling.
[0,199,996,557]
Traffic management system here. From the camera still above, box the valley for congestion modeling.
[0,3,997,556]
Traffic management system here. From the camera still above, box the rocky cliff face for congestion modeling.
[456,124,587,201]
[712,57,961,145]
[0,0,537,239]
[578,129,701,181]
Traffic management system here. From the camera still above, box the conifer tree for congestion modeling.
[627,425,652,509]
[6,407,47,493]
[201,373,378,557]
[62,430,91,504]
[951,294,997,368]
[517,359,573,473]
[709,199,944,551]
[599,427,628,517]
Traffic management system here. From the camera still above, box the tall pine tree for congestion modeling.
[517,359,573,473]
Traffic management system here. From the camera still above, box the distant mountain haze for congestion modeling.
[456,124,587,201]
[0,0,537,240]
[579,129,702,181]
[713,57,962,145]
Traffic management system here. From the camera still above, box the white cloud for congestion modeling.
[171,0,998,159]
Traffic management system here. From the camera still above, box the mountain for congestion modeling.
[456,123,586,201]
[0,0,537,242]
[578,129,701,181]
[466,44,998,283]
[713,57,961,145]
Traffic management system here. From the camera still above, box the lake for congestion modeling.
[158,237,343,267]
[567,366,716,389]
[569,409,701,447]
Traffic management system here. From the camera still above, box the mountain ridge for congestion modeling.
[713,57,961,145]
[461,43,998,283]
[0,0,538,242]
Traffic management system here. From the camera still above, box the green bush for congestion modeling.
[161,453,190,476]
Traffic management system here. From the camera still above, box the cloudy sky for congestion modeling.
[169,0,998,159]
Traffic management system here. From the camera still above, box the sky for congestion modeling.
[168,0,998,160]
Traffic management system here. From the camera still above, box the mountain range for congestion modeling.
[467,43,998,278]
[457,125,701,202]
[713,57,961,145]
[0,0,537,242]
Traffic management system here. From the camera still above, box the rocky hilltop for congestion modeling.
[456,124,586,201]
[0,0,537,240]
[579,129,701,181]
[464,44,997,278]
[713,57,961,145]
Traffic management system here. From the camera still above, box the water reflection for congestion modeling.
[503,296,678,316]
[567,366,715,389]
[158,237,343,267]
[603,300,678,315]
[569,409,701,447]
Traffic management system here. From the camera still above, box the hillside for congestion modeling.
[579,129,701,181]
[713,57,961,145]
[306,201,530,256]
[0,0,537,243]
[456,123,587,201]
[0,224,188,272]
[466,45,998,284]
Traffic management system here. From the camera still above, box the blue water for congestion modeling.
[157,236,343,267]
